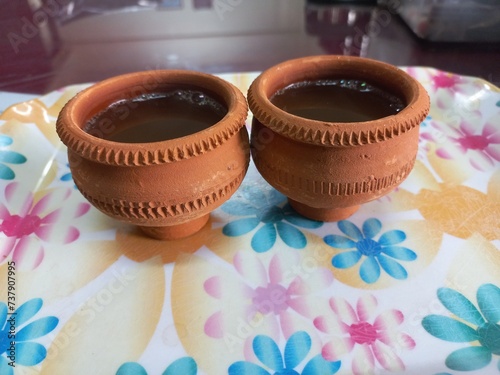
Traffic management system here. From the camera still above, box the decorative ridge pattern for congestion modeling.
[76,170,246,221]
[247,86,429,147]
[56,102,248,166]
[255,158,416,197]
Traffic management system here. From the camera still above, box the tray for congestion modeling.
[0,68,499,375]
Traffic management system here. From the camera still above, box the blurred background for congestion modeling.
[1,0,499,94]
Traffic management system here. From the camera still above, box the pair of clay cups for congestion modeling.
[57,56,429,240]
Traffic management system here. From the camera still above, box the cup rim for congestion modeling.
[247,55,430,147]
[56,70,248,166]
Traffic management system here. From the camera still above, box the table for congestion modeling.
[1,0,499,94]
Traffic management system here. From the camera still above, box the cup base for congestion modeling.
[289,199,360,222]
[139,214,210,240]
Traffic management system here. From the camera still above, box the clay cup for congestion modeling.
[57,70,249,240]
[248,55,430,221]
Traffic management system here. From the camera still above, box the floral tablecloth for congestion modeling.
[0,68,499,375]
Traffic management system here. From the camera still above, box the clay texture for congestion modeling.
[248,55,430,221]
[57,70,249,240]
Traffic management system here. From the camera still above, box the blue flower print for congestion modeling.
[60,173,72,182]
[116,357,197,375]
[222,186,322,252]
[422,284,500,372]
[59,162,77,189]
[0,298,59,375]
[228,331,340,375]
[421,115,432,127]
[324,218,417,284]
[0,135,27,180]
[60,163,73,183]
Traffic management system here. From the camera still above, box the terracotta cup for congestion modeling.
[248,55,430,221]
[57,70,249,240]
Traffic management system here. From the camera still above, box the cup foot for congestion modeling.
[138,214,210,240]
[289,199,359,222]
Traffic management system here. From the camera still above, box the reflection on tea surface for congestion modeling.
[271,79,405,123]
[85,90,227,143]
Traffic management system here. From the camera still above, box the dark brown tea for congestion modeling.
[84,89,227,143]
[270,79,405,122]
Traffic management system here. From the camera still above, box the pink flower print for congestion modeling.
[203,250,334,343]
[314,295,415,375]
[426,112,500,171]
[431,71,462,91]
[426,70,486,112]
[252,282,291,315]
[0,182,90,269]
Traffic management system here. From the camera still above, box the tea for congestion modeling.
[85,89,227,143]
[270,79,405,123]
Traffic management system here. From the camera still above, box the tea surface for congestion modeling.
[85,90,226,143]
[270,79,405,122]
